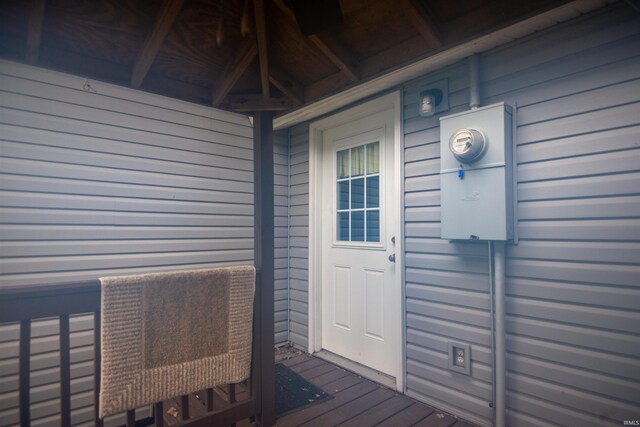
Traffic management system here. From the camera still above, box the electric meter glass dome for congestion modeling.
[449,128,486,162]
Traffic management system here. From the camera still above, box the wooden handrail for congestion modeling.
[0,276,266,426]
[0,280,101,323]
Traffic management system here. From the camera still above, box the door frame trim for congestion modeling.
[307,91,404,391]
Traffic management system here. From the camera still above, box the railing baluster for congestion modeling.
[206,388,214,412]
[19,319,31,427]
[229,383,236,403]
[2,280,263,426]
[126,409,135,427]
[155,401,164,427]
[181,394,190,420]
[229,384,237,427]
[94,312,103,427]
[60,314,71,426]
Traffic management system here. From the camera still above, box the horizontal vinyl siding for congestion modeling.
[274,130,290,345]
[484,6,640,425]
[0,60,256,426]
[287,123,310,349]
[403,59,495,425]
[0,63,254,286]
[402,4,640,426]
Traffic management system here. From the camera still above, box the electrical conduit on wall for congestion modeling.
[468,53,506,427]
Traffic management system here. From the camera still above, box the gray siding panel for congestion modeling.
[275,3,639,425]
[274,130,290,345]
[401,4,640,426]
[287,123,309,349]
[0,60,281,425]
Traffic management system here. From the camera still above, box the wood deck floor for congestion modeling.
[159,349,479,426]
[275,352,478,427]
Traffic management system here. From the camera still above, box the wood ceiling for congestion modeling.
[0,0,569,114]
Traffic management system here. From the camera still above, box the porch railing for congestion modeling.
[0,273,271,427]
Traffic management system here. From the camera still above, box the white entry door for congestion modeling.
[319,102,399,377]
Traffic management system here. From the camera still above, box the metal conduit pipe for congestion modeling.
[494,241,507,427]
[469,52,505,427]
[469,53,481,109]
[487,241,496,416]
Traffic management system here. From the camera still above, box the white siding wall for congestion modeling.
[0,60,261,426]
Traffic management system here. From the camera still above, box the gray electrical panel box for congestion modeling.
[439,103,513,241]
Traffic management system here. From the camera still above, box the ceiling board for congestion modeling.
[269,5,337,86]
[336,0,418,61]
[0,0,579,113]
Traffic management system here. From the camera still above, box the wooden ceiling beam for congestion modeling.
[25,0,46,65]
[269,66,303,105]
[253,0,270,98]
[308,33,359,82]
[228,93,292,112]
[131,0,184,88]
[303,71,355,103]
[271,0,359,82]
[212,40,258,106]
[401,0,442,48]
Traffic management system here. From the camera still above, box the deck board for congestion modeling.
[287,357,327,373]
[301,387,395,426]
[277,377,374,426]
[305,366,351,387]
[274,352,479,427]
[160,351,478,426]
[337,394,414,426]
[375,402,435,427]
[414,411,459,427]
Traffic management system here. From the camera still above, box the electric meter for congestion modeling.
[449,128,486,162]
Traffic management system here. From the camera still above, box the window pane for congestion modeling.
[351,145,364,177]
[366,210,380,242]
[351,178,364,209]
[337,181,349,210]
[337,212,349,241]
[337,149,349,179]
[366,176,379,208]
[351,211,364,241]
[366,141,379,174]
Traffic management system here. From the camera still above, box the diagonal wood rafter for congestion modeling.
[212,39,258,106]
[269,65,303,105]
[253,0,270,98]
[308,32,358,82]
[131,0,184,88]
[401,0,442,48]
[271,0,359,82]
[25,0,46,65]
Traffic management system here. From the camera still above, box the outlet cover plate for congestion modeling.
[447,341,471,376]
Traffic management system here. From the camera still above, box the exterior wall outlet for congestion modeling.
[447,341,471,375]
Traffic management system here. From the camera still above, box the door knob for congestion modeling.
[388,253,396,262]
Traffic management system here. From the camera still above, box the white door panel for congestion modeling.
[320,108,398,376]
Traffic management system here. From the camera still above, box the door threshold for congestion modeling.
[314,349,397,390]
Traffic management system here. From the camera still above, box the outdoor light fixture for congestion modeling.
[418,88,444,117]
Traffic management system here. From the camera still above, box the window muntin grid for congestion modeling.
[336,141,380,242]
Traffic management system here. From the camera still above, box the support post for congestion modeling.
[253,111,276,426]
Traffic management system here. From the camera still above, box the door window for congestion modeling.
[336,141,380,242]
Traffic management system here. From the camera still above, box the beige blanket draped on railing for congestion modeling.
[99,266,255,418]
